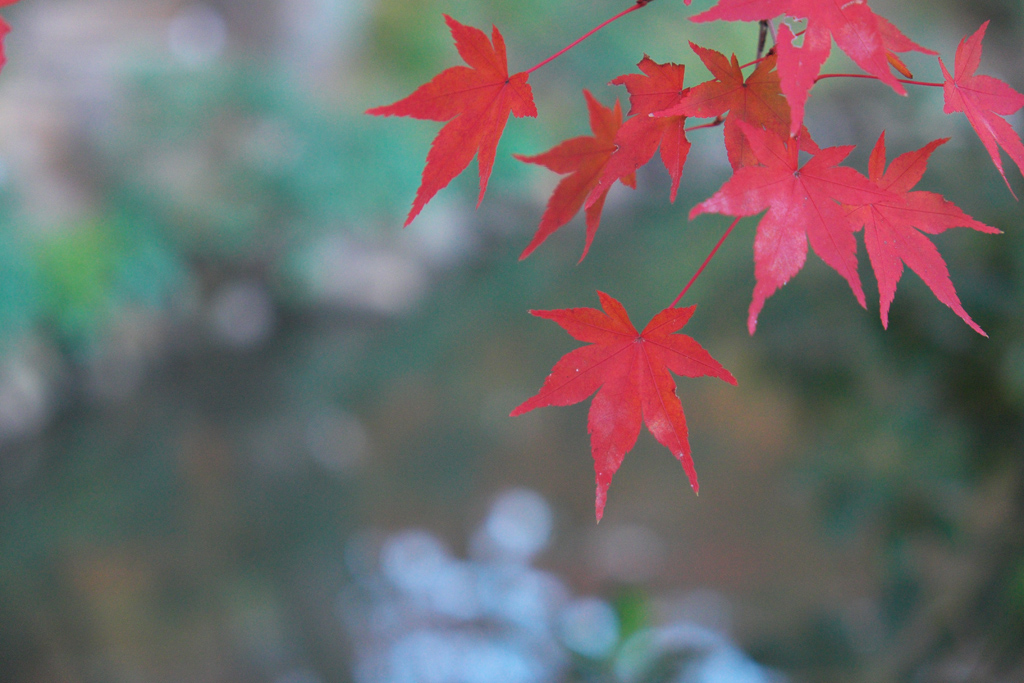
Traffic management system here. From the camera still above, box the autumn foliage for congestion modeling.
[366,15,537,226]
[368,1,1024,519]
[514,91,634,262]
[510,293,736,520]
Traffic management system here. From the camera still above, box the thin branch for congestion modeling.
[740,53,771,70]
[684,115,725,133]
[524,1,652,75]
[670,217,741,308]
[815,73,943,87]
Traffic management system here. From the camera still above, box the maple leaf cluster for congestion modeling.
[369,2,1023,519]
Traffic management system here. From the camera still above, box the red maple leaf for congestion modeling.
[585,56,691,208]
[514,91,635,261]
[846,133,1000,335]
[366,15,537,226]
[654,44,824,169]
[690,122,893,334]
[691,0,935,136]
[939,21,1024,197]
[510,292,736,521]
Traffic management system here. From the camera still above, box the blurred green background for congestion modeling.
[0,0,1022,681]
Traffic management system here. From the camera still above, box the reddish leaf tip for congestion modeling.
[508,403,529,418]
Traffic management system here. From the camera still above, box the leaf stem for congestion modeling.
[739,54,770,70]
[815,73,943,87]
[670,216,740,308]
[524,1,651,75]
[684,115,725,132]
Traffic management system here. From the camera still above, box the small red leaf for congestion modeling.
[515,91,634,261]
[939,22,1024,196]
[586,56,691,207]
[511,293,736,521]
[367,16,537,226]
[656,44,791,169]
[846,133,1000,334]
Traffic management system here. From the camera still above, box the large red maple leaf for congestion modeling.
[514,91,635,261]
[846,133,999,335]
[691,0,935,136]
[690,122,893,334]
[939,21,1024,197]
[585,56,691,208]
[366,15,537,226]
[510,292,736,521]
